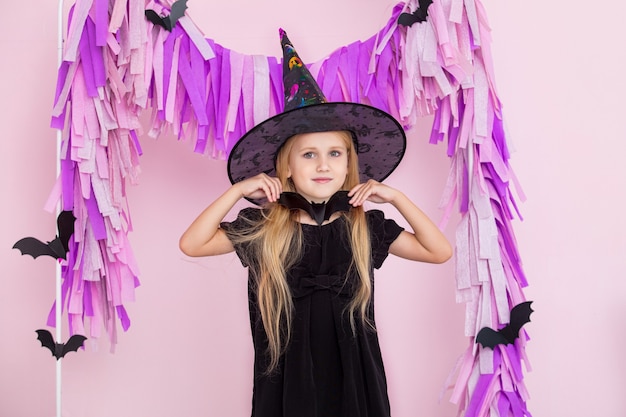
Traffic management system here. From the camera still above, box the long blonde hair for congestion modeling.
[230,131,372,373]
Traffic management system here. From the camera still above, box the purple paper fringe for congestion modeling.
[47,0,530,416]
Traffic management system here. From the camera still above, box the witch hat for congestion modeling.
[226,29,406,197]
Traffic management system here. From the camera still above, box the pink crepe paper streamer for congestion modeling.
[49,0,143,351]
[423,1,531,416]
[47,2,531,415]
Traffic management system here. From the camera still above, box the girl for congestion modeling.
[179,30,452,417]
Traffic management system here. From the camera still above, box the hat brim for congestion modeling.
[227,102,406,192]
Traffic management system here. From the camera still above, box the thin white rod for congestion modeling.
[56,1,64,417]
[467,140,474,202]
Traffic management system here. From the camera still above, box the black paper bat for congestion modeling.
[398,0,434,27]
[476,301,534,349]
[145,0,188,32]
[278,191,352,225]
[12,211,76,260]
[35,329,87,360]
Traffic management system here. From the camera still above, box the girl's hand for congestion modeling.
[234,173,283,202]
[348,180,399,206]
[348,180,452,264]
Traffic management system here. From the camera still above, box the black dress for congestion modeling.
[222,208,404,417]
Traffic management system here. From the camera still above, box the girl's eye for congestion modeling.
[330,150,342,157]
[303,152,315,159]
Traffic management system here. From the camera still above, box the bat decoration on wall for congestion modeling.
[397,0,434,27]
[145,0,188,32]
[35,329,87,360]
[476,301,534,349]
[12,211,76,260]
[278,191,352,226]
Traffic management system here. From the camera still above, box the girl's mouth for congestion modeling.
[313,178,332,184]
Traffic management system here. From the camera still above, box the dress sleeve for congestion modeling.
[219,207,263,268]
[367,210,405,269]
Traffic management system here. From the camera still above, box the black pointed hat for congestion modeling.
[226,29,406,193]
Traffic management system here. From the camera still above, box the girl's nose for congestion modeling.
[316,156,330,171]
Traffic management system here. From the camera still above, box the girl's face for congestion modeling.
[285,131,349,203]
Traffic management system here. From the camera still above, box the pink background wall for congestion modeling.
[1,0,625,416]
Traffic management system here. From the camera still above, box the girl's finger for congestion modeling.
[352,183,368,205]
[266,177,281,201]
[271,178,282,200]
[351,186,371,206]
[264,181,277,202]
[348,183,367,198]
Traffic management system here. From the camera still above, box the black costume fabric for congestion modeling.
[221,208,404,417]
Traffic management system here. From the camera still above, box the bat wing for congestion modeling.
[56,211,76,254]
[476,327,509,349]
[278,192,320,223]
[419,0,434,11]
[13,237,58,259]
[476,301,534,349]
[416,0,434,21]
[398,12,419,27]
[509,301,534,336]
[398,0,433,26]
[145,9,166,29]
[324,191,352,222]
[60,335,87,358]
[168,0,188,24]
[278,192,310,211]
[35,329,57,356]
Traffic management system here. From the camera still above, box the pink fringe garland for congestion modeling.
[46,0,530,414]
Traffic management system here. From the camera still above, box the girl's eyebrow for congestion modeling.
[297,145,346,152]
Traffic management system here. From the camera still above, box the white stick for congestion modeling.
[467,140,474,197]
[56,1,64,416]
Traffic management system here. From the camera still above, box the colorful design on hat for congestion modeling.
[280,29,327,111]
